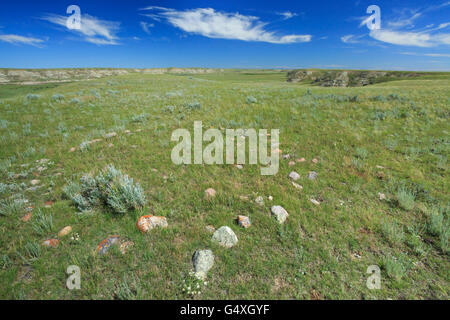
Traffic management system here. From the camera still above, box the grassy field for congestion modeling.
[0,70,448,300]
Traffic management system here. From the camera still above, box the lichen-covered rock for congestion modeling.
[42,239,60,248]
[204,188,216,198]
[58,226,72,237]
[288,171,300,181]
[255,196,264,206]
[96,235,120,255]
[211,226,238,248]
[192,249,214,280]
[271,206,289,224]
[119,241,134,254]
[237,215,251,228]
[308,171,318,180]
[136,215,168,233]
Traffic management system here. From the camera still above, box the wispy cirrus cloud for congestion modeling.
[351,2,450,47]
[341,34,365,44]
[276,11,298,20]
[0,34,45,47]
[401,51,450,58]
[140,21,154,34]
[42,13,120,45]
[140,7,311,44]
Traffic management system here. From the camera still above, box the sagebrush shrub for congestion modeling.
[396,187,415,211]
[65,165,146,214]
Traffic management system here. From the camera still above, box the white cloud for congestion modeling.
[387,12,421,28]
[341,34,365,44]
[42,14,120,45]
[277,11,298,20]
[401,51,450,58]
[141,7,311,44]
[140,21,154,34]
[369,29,450,47]
[0,34,45,46]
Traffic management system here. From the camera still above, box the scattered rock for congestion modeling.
[104,132,117,139]
[119,241,134,254]
[255,196,264,206]
[21,212,32,222]
[204,188,216,198]
[44,201,54,208]
[239,195,249,201]
[136,215,168,233]
[236,215,251,228]
[235,164,243,169]
[96,235,120,255]
[282,154,290,159]
[124,130,131,134]
[288,161,296,167]
[205,225,215,233]
[268,196,273,201]
[312,158,319,164]
[308,171,318,180]
[288,171,300,181]
[310,199,321,206]
[69,147,76,152]
[297,158,306,162]
[192,249,214,280]
[292,182,303,190]
[211,226,238,248]
[58,226,72,237]
[271,206,289,224]
[376,165,385,169]
[30,179,40,186]
[42,239,60,248]
[378,192,386,200]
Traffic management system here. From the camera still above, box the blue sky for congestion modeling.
[0,0,449,70]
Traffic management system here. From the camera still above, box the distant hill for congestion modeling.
[286,69,450,87]
[0,68,223,84]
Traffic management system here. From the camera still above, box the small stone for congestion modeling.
[268,196,273,201]
[58,226,72,237]
[42,239,60,248]
[44,201,54,208]
[124,130,131,134]
[255,196,264,206]
[30,179,40,186]
[235,164,243,169]
[152,168,158,172]
[69,147,76,152]
[283,154,290,159]
[205,188,216,198]
[297,158,306,162]
[119,241,134,254]
[292,182,303,190]
[312,158,319,164]
[136,215,168,233]
[135,129,142,133]
[376,165,385,169]
[288,171,300,181]
[378,192,386,200]
[308,171,318,180]
[192,249,214,280]
[104,132,117,139]
[236,215,251,228]
[96,235,120,255]
[310,199,321,206]
[271,206,289,224]
[288,161,296,167]
[205,225,215,233]
[21,212,32,222]
[211,226,238,248]
[239,195,249,201]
